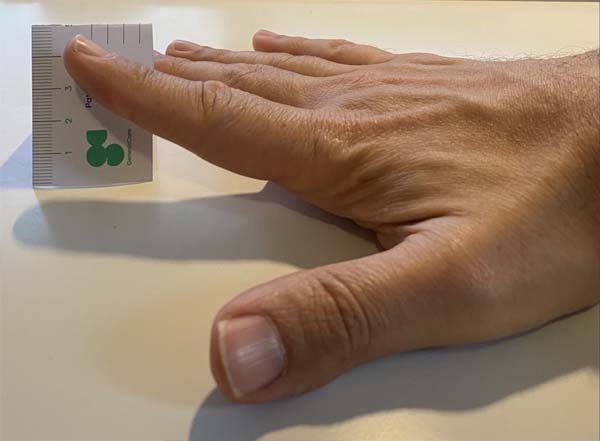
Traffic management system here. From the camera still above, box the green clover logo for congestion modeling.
[86,130,124,167]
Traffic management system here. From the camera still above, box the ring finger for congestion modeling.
[166,40,354,77]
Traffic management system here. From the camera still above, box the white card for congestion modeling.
[32,24,153,188]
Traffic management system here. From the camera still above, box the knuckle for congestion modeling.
[271,54,296,69]
[225,64,261,88]
[194,80,232,128]
[289,36,309,51]
[340,70,377,88]
[445,93,496,122]
[400,52,457,66]
[121,63,158,122]
[304,126,325,166]
[328,39,352,50]
[190,46,213,59]
[311,270,374,363]
[132,62,156,87]
[410,240,490,335]
[205,48,229,61]
[168,56,190,73]
[217,49,234,59]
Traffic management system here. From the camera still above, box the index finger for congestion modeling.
[63,35,315,181]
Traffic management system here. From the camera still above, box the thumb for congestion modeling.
[210,241,484,403]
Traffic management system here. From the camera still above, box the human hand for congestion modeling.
[64,31,599,403]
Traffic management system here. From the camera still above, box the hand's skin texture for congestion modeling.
[64,30,600,403]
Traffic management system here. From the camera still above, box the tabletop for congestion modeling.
[1,1,599,440]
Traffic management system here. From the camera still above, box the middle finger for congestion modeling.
[154,52,318,107]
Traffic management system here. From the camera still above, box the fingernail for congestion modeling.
[72,34,108,57]
[256,29,277,37]
[172,40,199,52]
[218,316,285,397]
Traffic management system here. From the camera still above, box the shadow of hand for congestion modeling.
[13,182,377,268]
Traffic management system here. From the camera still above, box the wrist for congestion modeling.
[553,51,600,231]
[553,51,599,155]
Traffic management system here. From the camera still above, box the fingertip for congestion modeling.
[63,34,76,55]
[209,313,249,403]
[63,37,77,72]
[209,289,292,404]
[152,52,169,72]
[252,29,279,51]
[63,34,87,58]
[165,40,180,56]
[65,34,111,59]
[209,316,232,400]
[62,38,98,99]
[166,39,201,56]
[63,35,85,71]
[63,34,116,83]
[255,29,277,38]
[164,41,177,56]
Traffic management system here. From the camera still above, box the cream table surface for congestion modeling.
[1,1,598,440]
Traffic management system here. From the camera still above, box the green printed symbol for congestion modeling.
[86,130,124,167]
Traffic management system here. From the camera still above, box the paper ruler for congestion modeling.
[31,24,153,188]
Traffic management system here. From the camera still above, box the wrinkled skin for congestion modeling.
[64,30,599,403]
